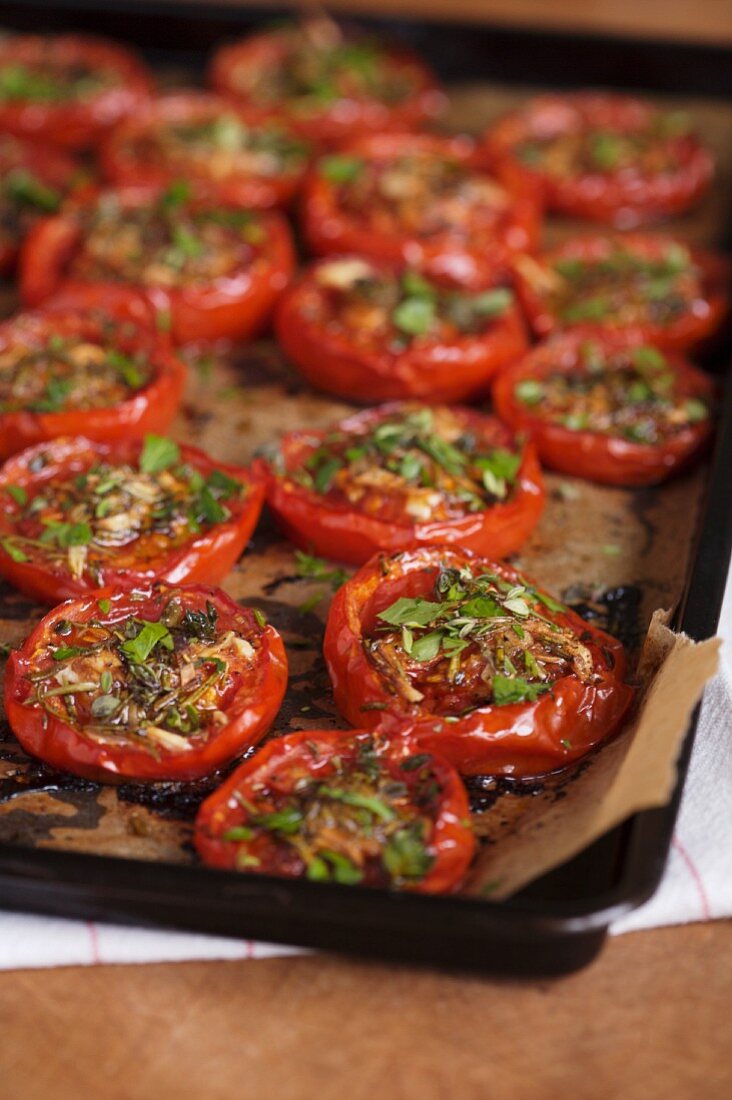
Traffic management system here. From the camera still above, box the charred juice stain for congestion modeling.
[117,771,230,820]
[563,583,643,654]
[627,484,660,556]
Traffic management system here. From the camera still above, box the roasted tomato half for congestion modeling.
[0,134,84,273]
[0,34,153,150]
[19,182,295,345]
[101,93,312,209]
[324,547,633,779]
[302,133,541,287]
[275,257,528,403]
[493,332,714,486]
[484,93,713,227]
[0,433,264,604]
[513,234,729,352]
[209,17,445,148]
[252,403,544,564]
[4,583,288,783]
[194,728,475,893]
[0,293,186,461]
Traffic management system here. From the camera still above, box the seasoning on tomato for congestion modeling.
[324,547,634,779]
[0,134,83,273]
[0,433,264,604]
[0,33,153,149]
[275,257,528,403]
[194,728,475,893]
[4,583,288,783]
[209,17,445,148]
[252,403,544,565]
[484,93,713,227]
[101,93,311,209]
[19,181,295,345]
[0,296,185,461]
[302,132,541,287]
[513,234,728,352]
[493,332,714,486]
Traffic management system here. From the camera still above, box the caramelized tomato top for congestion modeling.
[270,404,525,524]
[364,561,595,715]
[115,102,309,184]
[200,731,459,889]
[512,341,711,444]
[68,183,270,288]
[316,146,514,244]
[0,43,120,105]
[510,98,703,180]
[20,587,265,757]
[299,258,516,350]
[516,237,712,330]
[0,326,153,416]
[1,435,248,583]
[220,22,427,115]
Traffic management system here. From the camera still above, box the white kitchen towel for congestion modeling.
[0,579,730,969]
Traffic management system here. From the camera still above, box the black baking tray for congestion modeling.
[0,1,730,976]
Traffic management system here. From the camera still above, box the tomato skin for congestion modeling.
[252,403,545,565]
[323,547,634,779]
[0,35,153,150]
[0,138,82,274]
[0,435,264,604]
[484,93,713,227]
[100,93,311,210]
[18,185,296,345]
[0,290,186,461]
[513,234,729,353]
[274,257,529,404]
[302,133,541,288]
[4,583,288,783]
[194,728,475,894]
[492,330,715,487]
[209,31,445,149]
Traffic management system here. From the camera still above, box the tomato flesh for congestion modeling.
[493,331,715,486]
[252,402,545,564]
[324,547,634,778]
[195,728,475,893]
[4,583,288,782]
[0,434,264,603]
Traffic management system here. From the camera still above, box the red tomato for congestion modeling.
[0,290,185,461]
[209,23,445,148]
[492,330,715,486]
[302,132,541,288]
[324,547,634,779]
[484,93,713,227]
[0,135,83,273]
[100,93,312,209]
[0,434,264,604]
[0,34,153,150]
[275,256,529,403]
[251,402,545,565]
[4,583,288,783]
[18,184,296,345]
[512,234,729,352]
[194,728,475,894]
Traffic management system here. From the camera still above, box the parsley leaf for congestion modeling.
[121,620,174,664]
[492,674,553,705]
[139,435,180,475]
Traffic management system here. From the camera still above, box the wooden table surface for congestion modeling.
[2,5,731,1098]
[2,922,731,1099]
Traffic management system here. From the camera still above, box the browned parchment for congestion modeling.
[0,83,729,898]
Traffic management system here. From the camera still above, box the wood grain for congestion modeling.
[160,0,732,47]
[2,921,731,1100]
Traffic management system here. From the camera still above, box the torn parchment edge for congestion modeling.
[464,610,721,899]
